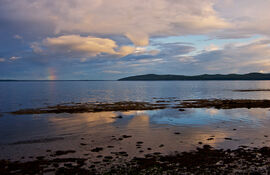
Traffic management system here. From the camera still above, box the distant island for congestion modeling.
[118,73,270,81]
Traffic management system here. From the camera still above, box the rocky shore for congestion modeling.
[9,99,270,115]
[1,145,270,174]
[2,98,270,174]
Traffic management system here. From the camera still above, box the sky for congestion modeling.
[1,0,270,80]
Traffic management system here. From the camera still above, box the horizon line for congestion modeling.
[1,72,270,81]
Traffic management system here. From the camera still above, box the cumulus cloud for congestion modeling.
[0,0,230,45]
[42,35,135,58]
[2,0,270,43]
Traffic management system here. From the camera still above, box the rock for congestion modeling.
[91,147,103,152]
[224,138,232,140]
[216,161,223,165]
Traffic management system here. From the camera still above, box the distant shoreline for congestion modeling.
[118,72,270,81]
[2,72,270,81]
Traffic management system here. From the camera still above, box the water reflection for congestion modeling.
[1,108,270,160]
[150,108,270,127]
[48,112,117,127]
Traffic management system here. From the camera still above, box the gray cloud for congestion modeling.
[155,43,196,56]
[192,39,270,73]
[0,0,229,45]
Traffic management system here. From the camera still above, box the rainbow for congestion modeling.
[47,68,57,80]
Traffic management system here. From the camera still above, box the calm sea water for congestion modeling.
[1,81,270,160]
[1,80,270,112]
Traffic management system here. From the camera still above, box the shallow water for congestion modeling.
[1,81,270,161]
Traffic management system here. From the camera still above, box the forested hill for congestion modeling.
[118,73,270,81]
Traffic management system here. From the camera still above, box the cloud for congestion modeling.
[118,46,136,57]
[155,42,196,57]
[80,58,88,63]
[9,56,20,61]
[131,47,160,56]
[2,0,270,44]
[205,44,219,51]
[2,0,270,79]
[30,42,43,53]
[178,56,197,63]
[103,70,122,74]
[115,38,270,75]
[125,33,149,46]
[214,0,270,38]
[1,0,230,45]
[13,34,23,40]
[193,39,270,73]
[42,35,135,58]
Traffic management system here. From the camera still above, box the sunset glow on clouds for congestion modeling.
[0,0,270,79]
[43,35,135,57]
